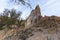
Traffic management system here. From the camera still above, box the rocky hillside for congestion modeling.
[0,26,60,40]
[0,16,60,40]
[37,16,60,28]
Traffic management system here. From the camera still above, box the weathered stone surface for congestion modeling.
[1,5,60,40]
[25,5,42,27]
[25,5,60,29]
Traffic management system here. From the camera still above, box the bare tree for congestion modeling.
[9,0,31,8]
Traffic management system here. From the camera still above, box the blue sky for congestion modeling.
[0,0,60,19]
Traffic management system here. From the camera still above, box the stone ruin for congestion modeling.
[25,5,60,29]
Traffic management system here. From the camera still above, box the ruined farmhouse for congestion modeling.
[25,5,60,28]
[24,5,60,40]
[25,5,42,27]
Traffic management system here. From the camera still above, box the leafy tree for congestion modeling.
[0,0,31,30]
[0,9,22,30]
[3,9,10,16]
[10,9,21,19]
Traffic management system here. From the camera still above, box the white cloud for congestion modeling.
[44,0,56,6]
[0,0,8,13]
[21,8,32,20]
[42,1,60,16]
[13,5,19,9]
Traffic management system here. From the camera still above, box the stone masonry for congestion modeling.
[25,5,42,27]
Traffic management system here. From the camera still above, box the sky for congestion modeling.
[0,0,60,19]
